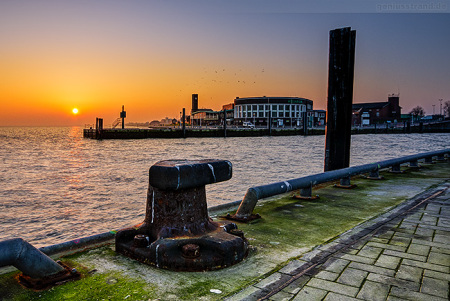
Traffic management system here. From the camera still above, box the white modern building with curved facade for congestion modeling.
[233,96,313,127]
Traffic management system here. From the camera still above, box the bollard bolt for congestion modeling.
[133,234,149,248]
[181,244,200,259]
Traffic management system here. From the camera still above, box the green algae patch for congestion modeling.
[0,257,156,301]
[0,163,448,300]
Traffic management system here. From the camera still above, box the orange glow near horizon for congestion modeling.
[0,3,449,126]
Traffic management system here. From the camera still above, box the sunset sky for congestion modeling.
[1,1,449,126]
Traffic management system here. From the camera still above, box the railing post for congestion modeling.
[409,159,420,168]
[367,167,383,180]
[293,182,319,200]
[390,164,403,173]
[335,176,357,189]
[424,156,434,164]
[436,154,446,161]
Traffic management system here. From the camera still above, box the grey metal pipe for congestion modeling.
[0,238,65,279]
[234,148,449,218]
[39,231,115,256]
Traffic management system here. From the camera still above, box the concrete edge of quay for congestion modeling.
[226,179,450,301]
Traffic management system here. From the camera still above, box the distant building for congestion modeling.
[233,96,313,127]
[191,109,219,126]
[308,110,326,127]
[352,94,401,126]
[222,103,234,111]
[160,117,176,125]
[190,93,218,126]
[222,103,235,125]
[149,120,161,127]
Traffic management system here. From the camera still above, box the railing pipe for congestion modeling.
[39,231,115,256]
[234,149,449,219]
[0,238,65,279]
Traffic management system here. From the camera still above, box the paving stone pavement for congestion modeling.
[226,181,450,301]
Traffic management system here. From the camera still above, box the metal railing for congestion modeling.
[233,149,450,219]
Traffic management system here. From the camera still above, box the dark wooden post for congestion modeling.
[120,105,126,129]
[96,118,103,140]
[223,110,227,138]
[324,27,356,172]
[268,110,272,135]
[182,108,186,138]
[303,111,308,136]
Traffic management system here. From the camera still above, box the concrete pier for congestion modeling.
[231,181,450,300]
[0,159,448,300]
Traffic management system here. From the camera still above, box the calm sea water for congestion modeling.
[1,127,449,247]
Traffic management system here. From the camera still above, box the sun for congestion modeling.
[72,108,79,115]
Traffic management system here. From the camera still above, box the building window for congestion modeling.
[272,105,278,111]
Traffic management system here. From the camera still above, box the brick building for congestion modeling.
[352,94,401,126]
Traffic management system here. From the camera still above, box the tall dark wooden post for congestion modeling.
[120,105,126,129]
[182,108,186,138]
[96,118,103,140]
[223,110,227,138]
[324,27,356,172]
[268,111,272,135]
[303,111,308,136]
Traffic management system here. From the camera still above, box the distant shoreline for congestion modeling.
[84,122,450,139]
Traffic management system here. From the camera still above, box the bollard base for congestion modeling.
[17,262,81,291]
[116,223,248,272]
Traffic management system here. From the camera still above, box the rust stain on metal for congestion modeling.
[17,261,81,291]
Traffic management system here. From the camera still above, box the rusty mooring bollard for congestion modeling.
[115,159,248,271]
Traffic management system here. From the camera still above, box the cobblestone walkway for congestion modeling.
[227,181,450,301]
